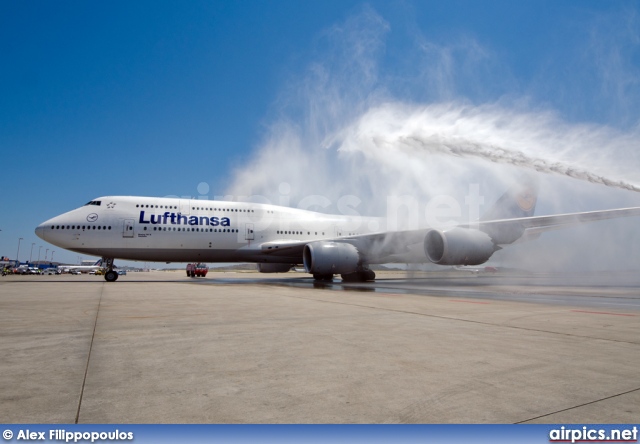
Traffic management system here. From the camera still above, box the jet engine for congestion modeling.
[424,227,496,266]
[257,263,294,273]
[303,241,360,275]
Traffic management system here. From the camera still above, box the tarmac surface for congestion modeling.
[1,269,639,424]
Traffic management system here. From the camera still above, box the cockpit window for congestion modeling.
[84,200,102,206]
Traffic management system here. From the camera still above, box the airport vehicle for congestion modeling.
[35,179,640,282]
[13,265,30,275]
[187,263,208,277]
[43,268,60,275]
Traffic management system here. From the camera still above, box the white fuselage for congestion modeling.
[35,196,385,264]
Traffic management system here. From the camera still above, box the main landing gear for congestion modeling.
[102,257,118,282]
[312,269,376,283]
[340,269,376,283]
[313,273,334,282]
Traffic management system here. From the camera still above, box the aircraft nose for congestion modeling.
[35,223,45,241]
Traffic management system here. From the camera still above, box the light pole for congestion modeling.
[30,243,35,263]
[16,238,23,264]
[45,248,49,262]
[38,246,42,267]
[51,251,55,262]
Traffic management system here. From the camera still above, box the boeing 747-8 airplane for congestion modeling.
[35,180,640,282]
[60,259,102,273]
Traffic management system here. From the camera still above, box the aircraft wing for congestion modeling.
[260,240,308,256]
[257,230,430,263]
[256,206,640,263]
[469,206,640,236]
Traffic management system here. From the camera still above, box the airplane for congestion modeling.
[35,178,640,282]
[60,259,102,274]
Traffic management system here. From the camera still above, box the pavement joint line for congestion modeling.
[277,292,640,346]
[74,282,104,424]
[515,386,640,423]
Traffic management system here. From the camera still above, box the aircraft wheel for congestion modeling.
[341,272,360,283]
[341,270,375,282]
[362,270,376,281]
[313,273,333,282]
[104,271,119,282]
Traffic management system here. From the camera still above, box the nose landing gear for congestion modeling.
[102,257,118,282]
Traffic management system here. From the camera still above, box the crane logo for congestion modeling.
[516,187,537,212]
[87,213,99,222]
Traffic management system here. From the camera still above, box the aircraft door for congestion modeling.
[123,219,135,238]
[179,199,191,215]
[245,223,255,241]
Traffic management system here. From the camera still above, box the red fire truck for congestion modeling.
[186,263,209,277]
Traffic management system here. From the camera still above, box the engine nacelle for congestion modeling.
[256,263,294,273]
[303,241,360,275]
[424,227,496,266]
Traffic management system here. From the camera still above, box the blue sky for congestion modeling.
[1,1,639,267]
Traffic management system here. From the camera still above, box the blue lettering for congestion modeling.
[139,210,232,227]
